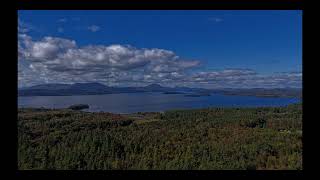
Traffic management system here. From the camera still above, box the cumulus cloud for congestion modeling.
[184,70,302,89]
[19,35,76,61]
[18,34,301,89]
[18,35,202,87]
[191,69,256,81]
[88,25,100,32]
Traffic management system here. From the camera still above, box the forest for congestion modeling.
[18,103,302,170]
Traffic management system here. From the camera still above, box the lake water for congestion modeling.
[18,92,301,114]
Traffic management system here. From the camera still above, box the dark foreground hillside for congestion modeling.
[18,103,302,170]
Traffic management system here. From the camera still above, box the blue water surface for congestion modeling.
[18,92,301,114]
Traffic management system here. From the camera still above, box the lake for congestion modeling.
[18,92,301,114]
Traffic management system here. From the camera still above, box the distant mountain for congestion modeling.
[143,83,172,92]
[18,83,175,96]
[26,83,71,90]
[18,82,302,98]
[70,82,108,91]
[145,83,162,89]
[18,83,112,96]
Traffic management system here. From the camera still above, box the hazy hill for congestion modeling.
[18,83,174,96]
[18,82,302,98]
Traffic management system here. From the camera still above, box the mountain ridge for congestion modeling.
[18,82,302,98]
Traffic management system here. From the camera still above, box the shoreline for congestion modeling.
[18,102,302,115]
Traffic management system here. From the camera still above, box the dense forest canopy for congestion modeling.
[18,103,302,170]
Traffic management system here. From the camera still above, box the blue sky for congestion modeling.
[18,10,302,88]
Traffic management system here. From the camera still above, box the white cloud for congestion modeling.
[19,36,76,61]
[185,70,302,89]
[88,25,100,32]
[18,35,202,87]
[18,34,301,89]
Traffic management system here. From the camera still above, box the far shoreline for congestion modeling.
[18,101,302,115]
[17,91,302,99]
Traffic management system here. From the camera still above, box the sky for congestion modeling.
[18,10,302,89]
